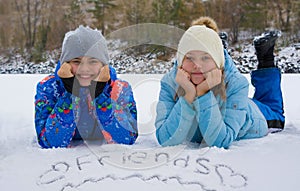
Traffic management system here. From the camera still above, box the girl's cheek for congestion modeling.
[204,62,217,73]
[71,65,78,75]
[182,63,193,73]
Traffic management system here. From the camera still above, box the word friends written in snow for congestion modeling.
[37,151,248,191]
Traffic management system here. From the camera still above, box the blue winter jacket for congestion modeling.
[155,51,268,148]
[35,62,138,148]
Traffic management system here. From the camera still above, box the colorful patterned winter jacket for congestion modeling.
[155,50,268,148]
[35,62,138,148]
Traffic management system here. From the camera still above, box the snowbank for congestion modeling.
[1,43,300,74]
[0,74,300,191]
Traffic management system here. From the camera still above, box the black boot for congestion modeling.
[253,30,281,69]
[219,31,228,50]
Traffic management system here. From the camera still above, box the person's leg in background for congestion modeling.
[251,30,285,133]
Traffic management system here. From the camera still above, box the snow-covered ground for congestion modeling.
[0,73,300,191]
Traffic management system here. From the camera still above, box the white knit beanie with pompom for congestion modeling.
[177,25,224,68]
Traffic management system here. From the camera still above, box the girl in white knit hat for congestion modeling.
[34,26,138,148]
[155,18,284,148]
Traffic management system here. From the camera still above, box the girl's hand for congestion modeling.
[93,65,110,82]
[176,67,196,103]
[57,62,74,78]
[196,68,222,97]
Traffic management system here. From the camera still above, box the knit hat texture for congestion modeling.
[60,25,109,65]
[177,25,224,68]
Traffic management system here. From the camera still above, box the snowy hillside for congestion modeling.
[1,42,300,74]
[0,74,300,191]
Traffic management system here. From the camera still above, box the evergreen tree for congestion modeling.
[170,0,187,28]
[65,0,85,30]
[242,0,267,32]
[293,0,300,39]
[185,0,205,25]
[124,0,149,25]
[87,0,116,35]
[151,0,172,24]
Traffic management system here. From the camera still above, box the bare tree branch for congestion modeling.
[26,0,32,48]
[14,0,28,42]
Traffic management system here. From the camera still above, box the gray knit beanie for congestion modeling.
[60,25,109,65]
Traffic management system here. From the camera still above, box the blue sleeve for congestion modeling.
[155,75,196,146]
[95,80,138,145]
[193,75,249,149]
[34,76,76,148]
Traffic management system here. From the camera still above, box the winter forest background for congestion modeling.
[0,0,300,73]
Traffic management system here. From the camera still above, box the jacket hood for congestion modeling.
[222,50,240,84]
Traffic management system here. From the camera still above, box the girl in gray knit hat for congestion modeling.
[34,26,138,148]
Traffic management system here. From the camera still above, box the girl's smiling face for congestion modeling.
[69,56,103,86]
[181,50,217,85]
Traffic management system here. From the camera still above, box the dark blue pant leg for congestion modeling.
[251,68,285,129]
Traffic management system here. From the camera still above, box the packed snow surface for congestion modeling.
[0,74,300,191]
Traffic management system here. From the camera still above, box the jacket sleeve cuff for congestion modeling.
[178,96,195,119]
[193,91,218,112]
